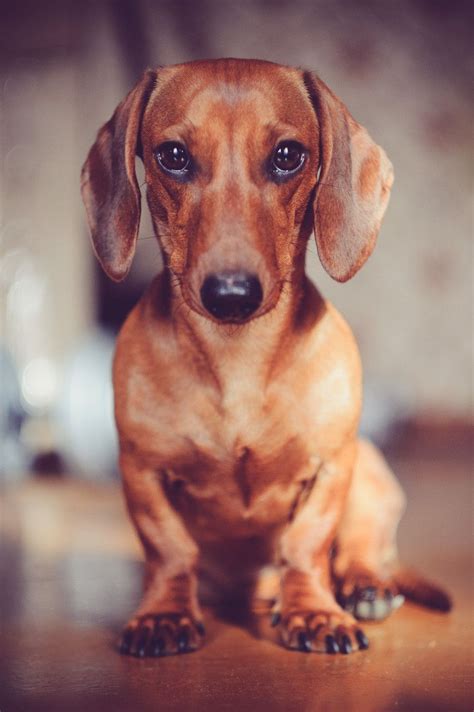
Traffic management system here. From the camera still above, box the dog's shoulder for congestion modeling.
[114,273,174,370]
[112,273,185,425]
[288,280,361,381]
[277,283,362,442]
[306,296,362,402]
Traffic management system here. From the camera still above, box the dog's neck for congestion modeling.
[162,260,325,394]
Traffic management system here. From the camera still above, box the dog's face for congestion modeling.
[141,61,319,322]
[81,59,393,324]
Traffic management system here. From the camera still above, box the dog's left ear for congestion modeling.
[304,72,394,282]
[81,69,156,281]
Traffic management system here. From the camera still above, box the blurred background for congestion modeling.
[1,5,472,710]
[0,0,472,479]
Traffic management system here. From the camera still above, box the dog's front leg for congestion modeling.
[276,441,369,654]
[118,451,204,657]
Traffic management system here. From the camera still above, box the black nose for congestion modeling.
[200,271,263,322]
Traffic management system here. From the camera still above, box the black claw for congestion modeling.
[341,592,355,612]
[325,634,339,654]
[271,612,281,627]
[355,629,369,650]
[150,632,166,656]
[177,630,190,652]
[297,631,312,652]
[340,633,352,655]
[134,628,150,657]
[362,586,377,602]
[119,615,205,658]
[336,591,345,607]
[150,623,166,658]
[119,628,134,655]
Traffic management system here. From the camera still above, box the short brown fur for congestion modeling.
[81,59,450,658]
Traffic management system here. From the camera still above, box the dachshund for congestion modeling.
[81,58,451,657]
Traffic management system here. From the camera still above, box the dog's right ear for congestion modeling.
[81,69,156,281]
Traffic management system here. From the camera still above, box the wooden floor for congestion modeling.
[1,449,472,712]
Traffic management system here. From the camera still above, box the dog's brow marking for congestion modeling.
[214,82,264,106]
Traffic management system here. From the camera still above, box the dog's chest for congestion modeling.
[118,305,359,532]
[165,442,320,537]
[160,381,327,533]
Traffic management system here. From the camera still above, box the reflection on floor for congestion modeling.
[1,449,472,712]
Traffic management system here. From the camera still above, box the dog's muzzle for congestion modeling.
[200,270,263,322]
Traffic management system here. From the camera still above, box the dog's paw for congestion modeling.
[337,569,404,621]
[118,612,205,657]
[273,609,369,654]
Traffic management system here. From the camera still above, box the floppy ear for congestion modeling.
[80,69,156,281]
[304,72,394,282]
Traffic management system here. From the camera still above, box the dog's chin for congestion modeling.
[181,298,278,327]
[190,304,263,327]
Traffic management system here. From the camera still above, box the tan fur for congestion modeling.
[81,59,449,658]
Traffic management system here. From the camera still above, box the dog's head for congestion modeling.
[81,59,393,324]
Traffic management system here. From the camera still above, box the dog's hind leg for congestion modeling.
[333,438,407,621]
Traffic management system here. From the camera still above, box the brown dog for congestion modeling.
[81,58,450,657]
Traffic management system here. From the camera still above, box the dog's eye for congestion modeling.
[271,141,306,175]
[155,142,190,173]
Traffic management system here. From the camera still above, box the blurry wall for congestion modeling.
[1,0,472,474]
